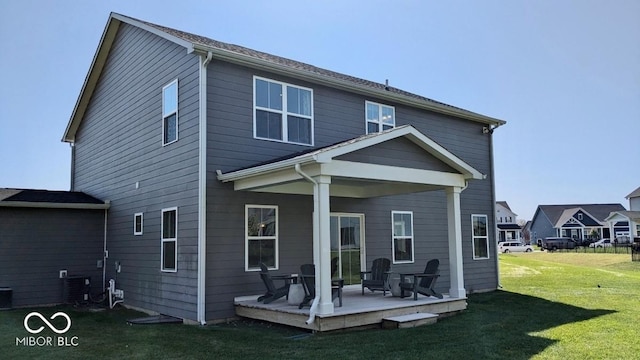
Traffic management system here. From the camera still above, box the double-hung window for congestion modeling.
[392,211,414,263]
[254,77,313,145]
[161,207,178,272]
[366,101,395,134]
[246,205,278,271]
[163,80,178,145]
[472,214,489,260]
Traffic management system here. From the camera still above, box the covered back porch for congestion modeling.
[217,126,485,328]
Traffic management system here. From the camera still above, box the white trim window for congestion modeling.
[134,212,143,236]
[472,214,490,260]
[254,76,313,145]
[392,211,414,264]
[161,207,178,272]
[366,101,395,134]
[246,205,278,271]
[162,79,178,145]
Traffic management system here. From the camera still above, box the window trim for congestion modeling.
[392,210,414,264]
[162,79,179,146]
[245,204,279,272]
[161,207,178,272]
[472,214,490,260]
[365,101,396,134]
[134,212,143,236]
[253,76,314,146]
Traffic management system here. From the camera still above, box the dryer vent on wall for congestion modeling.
[63,276,90,304]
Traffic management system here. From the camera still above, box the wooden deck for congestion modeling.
[234,285,467,332]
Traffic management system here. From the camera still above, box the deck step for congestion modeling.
[382,312,438,329]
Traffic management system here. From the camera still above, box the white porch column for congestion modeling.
[446,186,466,298]
[608,221,614,240]
[315,175,334,315]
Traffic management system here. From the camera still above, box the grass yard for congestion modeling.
[1,253,638,359]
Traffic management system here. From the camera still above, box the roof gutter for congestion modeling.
[217,156,317,182]
[191,45,506,127]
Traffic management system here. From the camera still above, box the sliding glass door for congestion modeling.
[330,214,365,285]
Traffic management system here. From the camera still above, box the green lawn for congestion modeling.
[1,253,638,359]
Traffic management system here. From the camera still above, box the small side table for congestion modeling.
[388,273,411,297]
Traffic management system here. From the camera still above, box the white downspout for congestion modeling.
[294,164,321,324]
[488,123,502,289]
[103,206,108,292]
[197,51,213,325]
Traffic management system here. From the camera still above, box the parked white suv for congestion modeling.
[499,241,533,253]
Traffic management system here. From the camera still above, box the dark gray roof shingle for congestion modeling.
[0,189,105,205]
[537,204,627,224]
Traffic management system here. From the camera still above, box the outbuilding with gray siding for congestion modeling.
[0,189,109,308]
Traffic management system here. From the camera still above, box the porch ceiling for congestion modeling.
[217,126,483,198]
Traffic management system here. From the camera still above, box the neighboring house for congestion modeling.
[604,186,640,242]
[627,186,640,211]
[0,189,108,307]
[530,204,627,242]
[61,13,506,324]
[495,201,520,242]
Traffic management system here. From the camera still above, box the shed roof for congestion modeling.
[0,189,109,209]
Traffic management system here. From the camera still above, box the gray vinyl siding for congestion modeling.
[0,208,104,307]
[530,210,557,241]
[72,23,200,320]
[336,137,458,173]
[205,60,497,320]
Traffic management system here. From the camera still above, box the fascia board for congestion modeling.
[112,13,195,52]
[217,157,317,182]
[0,201,110,210]
[62,15,122,142]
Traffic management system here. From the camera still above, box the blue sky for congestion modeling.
[1,0,638,220]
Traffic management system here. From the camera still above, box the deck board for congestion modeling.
[235,285,466,331]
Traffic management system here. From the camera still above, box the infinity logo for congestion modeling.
[24,312,72,334]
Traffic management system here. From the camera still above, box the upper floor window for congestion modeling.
[163,80,178,145]
[254,77,313,146]
[392,211,414,264]
[366,101,395,134]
